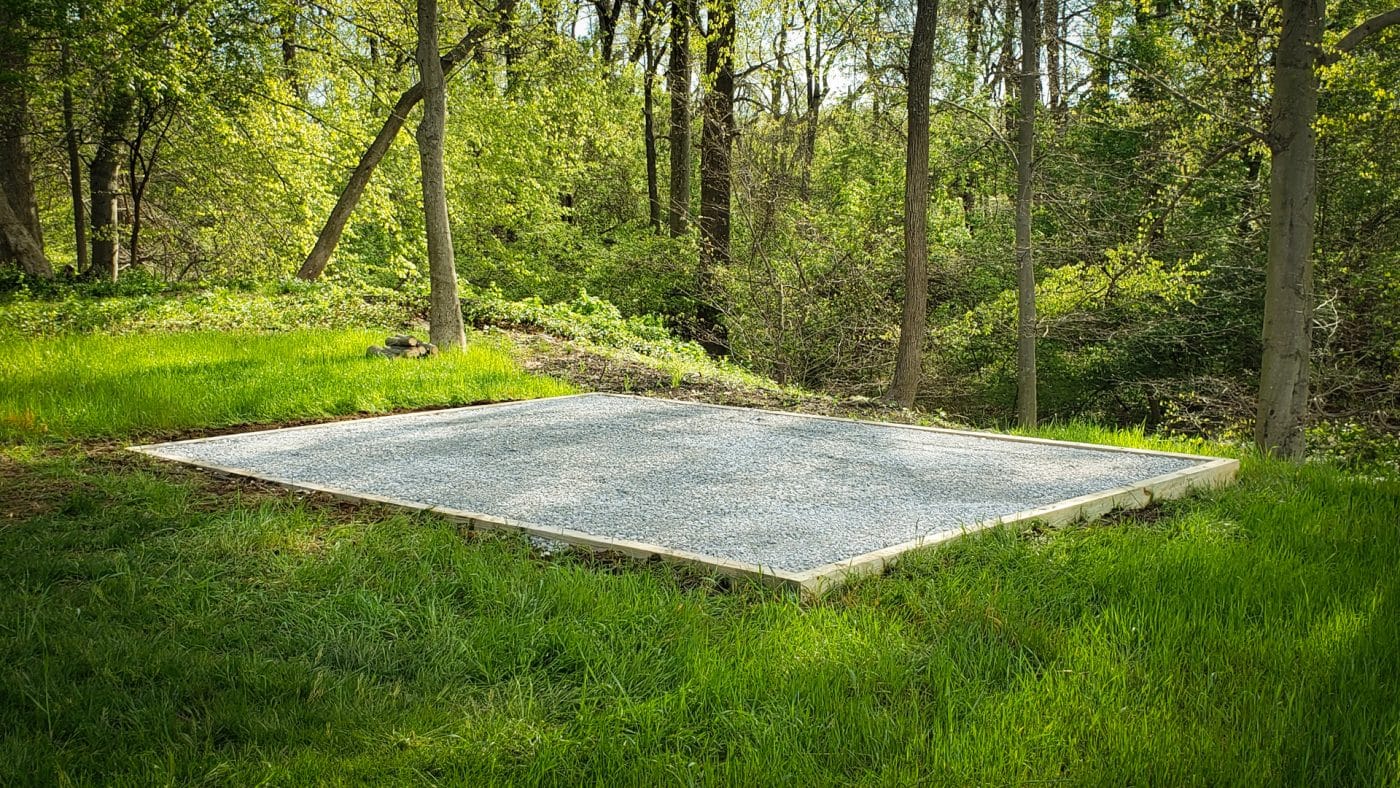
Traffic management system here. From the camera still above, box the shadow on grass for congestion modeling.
[0,448,1396,783]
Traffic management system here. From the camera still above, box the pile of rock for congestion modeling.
[366,335,439,359]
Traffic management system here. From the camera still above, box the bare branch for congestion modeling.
[1326,7,1400,63]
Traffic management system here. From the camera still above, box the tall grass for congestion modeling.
[2,451,1397,783]
[1,331,1397,782]
[0,330,573,441]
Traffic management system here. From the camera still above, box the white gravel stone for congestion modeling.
[139,394,1207,572]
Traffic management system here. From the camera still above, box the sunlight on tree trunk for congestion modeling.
[416,0,467,351]
[297,3,515,281]
[0,12,52,279]
[886,0,938,408]
[90,94,134,283]
[1015,0,1039,428]
[1256,2,1400,458]
[697,0,735,353]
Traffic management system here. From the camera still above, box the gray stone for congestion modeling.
[135,394,1211,574]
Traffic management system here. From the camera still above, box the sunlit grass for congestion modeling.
[0,330,574,441]
[0,331,1397,782]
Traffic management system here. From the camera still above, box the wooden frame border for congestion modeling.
[130,393,1239,597]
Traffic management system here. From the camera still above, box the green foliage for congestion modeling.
[929,249,1208,421]
[462,288,711,362]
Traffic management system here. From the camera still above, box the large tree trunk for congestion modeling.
[886,0,939,407]
[1015,0,1038,427]
[0,11,51,278]
[417,0,467,351]
[297,3,514,280]
[696,0,735,353]
[667,0,692,236]
[90,94,134,282]
[0,190,53,277]
[1252,5,1399,457]
[1255,0,1323,458]
[62,41,88,276]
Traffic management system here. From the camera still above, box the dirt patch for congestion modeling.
[495,329,946,428]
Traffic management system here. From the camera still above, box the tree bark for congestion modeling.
[887,0,939,407]
[296,2,515,280]
[1015,0,1038,427]
[62,41,88,276]
[1256,0,1322,458]
[0,190,53,278]
[0,11,50,277]
[1043,0,1061,114]
[697,0,735,353]
[590,0,628,65]
[417,0,467,351]
[1254,3,1400,457]
[642,1,663,231]
[280,0,302,99]
[667,0,692,236]
[90,93,134,282]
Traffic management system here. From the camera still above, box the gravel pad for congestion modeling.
[138,394,1206,573]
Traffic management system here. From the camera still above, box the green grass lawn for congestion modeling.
[2,332,1398,783]
[0,330,573,441]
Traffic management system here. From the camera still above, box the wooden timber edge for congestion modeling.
[129,394,1241,598]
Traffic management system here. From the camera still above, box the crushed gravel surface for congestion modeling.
[136,394,1206,573]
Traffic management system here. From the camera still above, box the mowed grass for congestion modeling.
[1,332,1398,783]
[0,329,574,441]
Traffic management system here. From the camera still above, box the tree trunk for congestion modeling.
[280,1,302,100]
[1000,0,1017,100]
[887,0,939,407]
[591,0,627,65]
[1043,0,1061,114]
[62,41,88,276]
[0,12,50,277]
[1015,0,1038,427]
[417,0,467,351]
[297,2,515,280]
[1255,0,1322,458]
[90,94,134,282]
[643,4,663,231]
[645,68,662,231]
[0,190,53,278]
[667,0,692,236]
[697,0,735,353]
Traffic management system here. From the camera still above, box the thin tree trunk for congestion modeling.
[126,99,172,274]
[1043,0,1061,114]
[1015,0,1038,427]
[645,71,663,231]
[297,2,514,280]
[280,1,302,100]
[697,0,735,353]
[90,94,134,282]
[887,0,939,407]
[667,0,692,236]
[643,2,663,231]
[417,0,467,351]
[62,41,88,275]
[999,0,1019,140]
[796,0,823,199]
[1255,0,1322,458]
